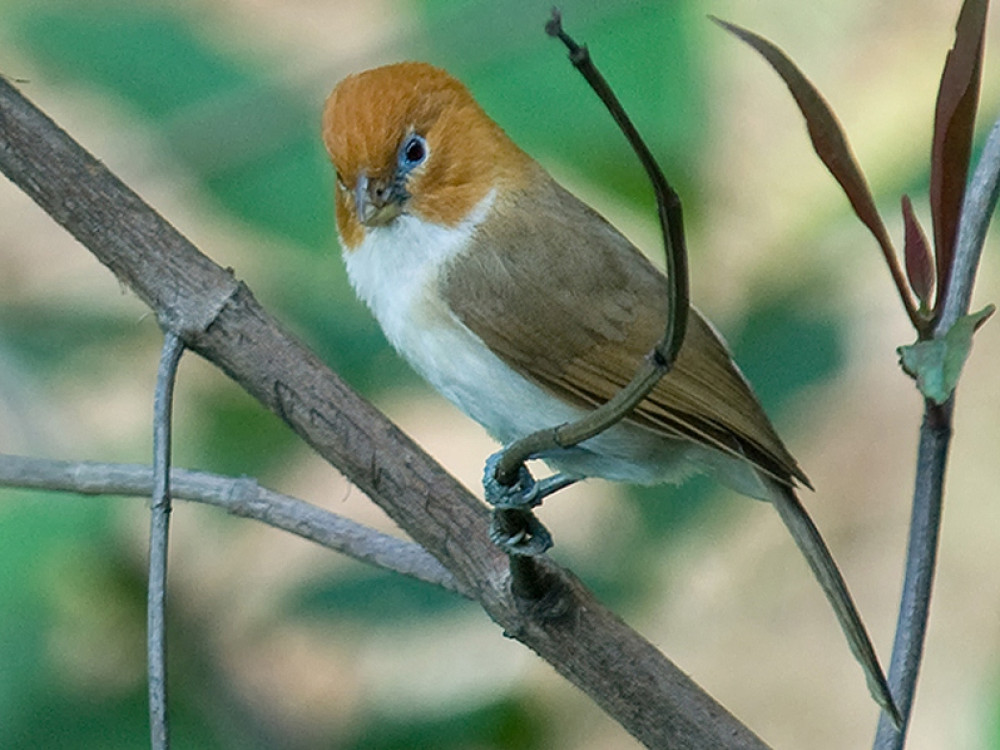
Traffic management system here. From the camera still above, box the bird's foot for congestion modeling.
[483,451,539,510]
[482,452,577,510]
[489,507,553,557]
[482,451,579,557]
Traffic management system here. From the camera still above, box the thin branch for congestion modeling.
[874,113,1000,750]
[0,75,767,748]
[148,332,184,750]
[493,10,690,484]
[546,9,689,365]
[0,453,461,593]
[873,400,951,747]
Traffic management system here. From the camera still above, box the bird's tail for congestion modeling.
[767,480,902,729]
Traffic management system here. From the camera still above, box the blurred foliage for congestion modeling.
[293,566,472,621]
[732,295,843,413]
[16,4,335,250]
[0,303,137,379]
[0,493,149,748]
[415,1,708,208]
[346,696,549,750]
[0,0,927,747]
[177,384,301,479]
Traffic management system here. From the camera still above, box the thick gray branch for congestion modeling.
[0,76,767,748]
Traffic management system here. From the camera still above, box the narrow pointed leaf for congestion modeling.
[713,16,920,329]
[901,195,935,309]
[929,0,988,307]
[898,304,994,404]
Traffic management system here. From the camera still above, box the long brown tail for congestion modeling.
[767,481,902,729]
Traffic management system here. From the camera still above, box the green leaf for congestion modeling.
[898,304,994,404]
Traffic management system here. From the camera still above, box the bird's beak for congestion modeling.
[354,170,404,227]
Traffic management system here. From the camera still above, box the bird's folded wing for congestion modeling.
[441,176,808,488]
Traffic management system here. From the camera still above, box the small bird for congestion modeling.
[322,61,899,725]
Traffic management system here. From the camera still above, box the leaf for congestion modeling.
[898,304,994,404]
[929,0,988,306]
[901,195,935,309]
[712,16,920,328]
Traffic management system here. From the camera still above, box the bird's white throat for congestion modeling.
[342,189,582,444]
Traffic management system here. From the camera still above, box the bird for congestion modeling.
[321,61,900,726]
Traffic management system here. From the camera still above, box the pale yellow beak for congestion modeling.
[354,170,404,227]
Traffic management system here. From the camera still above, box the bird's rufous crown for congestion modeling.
[322,62,533,247]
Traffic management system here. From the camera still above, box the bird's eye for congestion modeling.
[398,134,428,171]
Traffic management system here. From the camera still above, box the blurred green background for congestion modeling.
[0,1,998,748]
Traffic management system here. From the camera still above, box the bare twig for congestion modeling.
[873,113,1000,750]
[493,10,689,485]
[0,453,460,593]
[0,74,768,748]
[873,400,951,746]
[148,332,184,750]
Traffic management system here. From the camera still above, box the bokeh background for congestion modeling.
[1,1,999,748]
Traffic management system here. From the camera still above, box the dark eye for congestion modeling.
[398,134,427,171]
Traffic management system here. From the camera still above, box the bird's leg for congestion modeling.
[489,507,552,557]
[482,451,578,556]
[482,451,578,509]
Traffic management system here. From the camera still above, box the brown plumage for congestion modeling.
[442,173,810,490]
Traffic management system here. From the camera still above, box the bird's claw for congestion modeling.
[483,451,578,557]
[482,451,541,510]
[489,508,553,556]
[483,451,579,510]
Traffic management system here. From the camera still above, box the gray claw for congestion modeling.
[490,508,553,557]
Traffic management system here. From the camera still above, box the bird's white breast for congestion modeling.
[343,191,584,444]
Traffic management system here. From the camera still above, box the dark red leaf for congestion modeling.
[929,0,988,308]
[712,17,920,329]
[901,195,935,308]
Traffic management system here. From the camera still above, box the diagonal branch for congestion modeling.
[0,75,768,749]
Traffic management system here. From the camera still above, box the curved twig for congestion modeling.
[493,9,689,485]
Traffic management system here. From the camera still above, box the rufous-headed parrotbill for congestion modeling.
[322,61,900,725]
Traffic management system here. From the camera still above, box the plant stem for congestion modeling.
[148,332,184,750]
[874,113,1000,749]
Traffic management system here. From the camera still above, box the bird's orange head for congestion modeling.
[322,62,534,248]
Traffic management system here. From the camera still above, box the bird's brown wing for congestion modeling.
[440,175,808,488]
